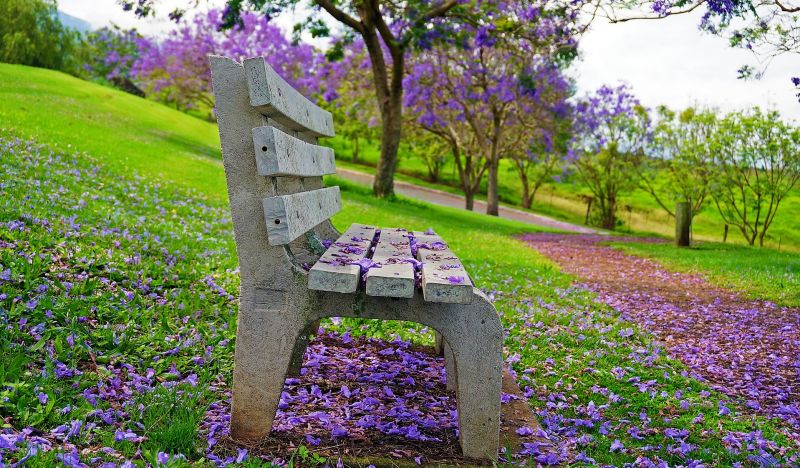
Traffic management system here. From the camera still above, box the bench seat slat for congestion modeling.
[308,224,377,293]
[365,228,415,298]
[243,57,334,138]
[263,187,341,245]
[253,126,336,177]
[413,231,473,304]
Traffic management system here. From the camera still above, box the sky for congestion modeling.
[59,0,799,120]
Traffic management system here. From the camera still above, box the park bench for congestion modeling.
[209,55,503,460]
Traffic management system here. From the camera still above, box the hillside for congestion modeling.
[0,63,226,199]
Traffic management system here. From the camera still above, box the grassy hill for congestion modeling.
[1,64,797,465]
[0,63,226,199]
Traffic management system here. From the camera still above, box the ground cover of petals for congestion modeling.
[2,132,799,468]
[523,233,800,455]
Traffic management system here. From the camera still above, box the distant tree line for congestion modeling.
[4,0,798,246]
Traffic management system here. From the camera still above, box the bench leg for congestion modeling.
[287,319,319,377]
[435,331,457,390]
[230,299,307,441]
[444,292,503,460]
[443,340,457,391]
[434,330,445,355]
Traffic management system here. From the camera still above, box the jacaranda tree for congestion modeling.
[404,3,580,214]
[317,40,381,163]
[133,8,320,114]
[84,26,144,96]
[571,84,650,229]
[121,0,588,199]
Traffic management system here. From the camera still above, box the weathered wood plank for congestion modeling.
[243,57,334,138]
[365,228,415,298]
[253,126,336,177]
[413,231,473,304]
[263,187,341,245]
[308,224,377,293]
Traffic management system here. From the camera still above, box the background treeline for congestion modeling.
[3,0,798,249]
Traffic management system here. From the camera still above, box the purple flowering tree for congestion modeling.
[317,40,381,163]
[84,26,144,96]
[404,5,581,214]
[510,110,574,210]
[132,9,320,114]
[121,0,590,199]
[571,84,651,229]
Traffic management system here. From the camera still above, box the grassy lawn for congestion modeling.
[615,242,800,308]
[0,63,226,200]
[1,66,798,465]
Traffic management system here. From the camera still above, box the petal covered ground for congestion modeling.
[523,233,800,442]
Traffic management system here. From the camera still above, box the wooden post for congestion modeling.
[581,195,593,225]
[675,202,692,247]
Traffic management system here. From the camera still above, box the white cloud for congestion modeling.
[572,13,799,120]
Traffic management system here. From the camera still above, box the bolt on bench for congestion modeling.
[210,55,503,460]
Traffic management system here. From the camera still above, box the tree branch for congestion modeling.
[315,0,364,33]
[609,0,705,23]
[774,0,800,12]
[421,0,459,21]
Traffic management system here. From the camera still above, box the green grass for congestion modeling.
[614,241,800,308]
[1,65,797,465]
[0,63,225,200]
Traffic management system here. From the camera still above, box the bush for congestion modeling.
[0,0,85,76]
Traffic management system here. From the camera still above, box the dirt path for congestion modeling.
[522,233,800,435]
[336,168,598,234]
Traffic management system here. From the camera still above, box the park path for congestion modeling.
[336,167,598,234]
[522,233,800,438]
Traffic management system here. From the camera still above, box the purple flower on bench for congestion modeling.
[418,241,447,251]
[339,245,365,255]
[447,275,465,284]
[351,258,381,272]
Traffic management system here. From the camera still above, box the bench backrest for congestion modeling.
[243,57,340,246]
[210,55,340,289]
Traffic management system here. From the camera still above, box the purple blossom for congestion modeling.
[446,275,465,284]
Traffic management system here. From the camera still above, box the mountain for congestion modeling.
[58,10,92,33]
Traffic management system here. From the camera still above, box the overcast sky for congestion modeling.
[60,0,799,120]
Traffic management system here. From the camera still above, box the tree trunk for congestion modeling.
[600,197,616,230]
[519,168,531,209]
[486,158,499,216]
[675,201,692,247]
[373,100,402,197]
[352,136,360,163]
[521,185,531,209]
[465,190,474,211]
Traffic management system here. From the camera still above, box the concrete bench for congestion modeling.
[209,55,503,460]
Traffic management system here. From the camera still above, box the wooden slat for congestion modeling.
[243,57,335,138]
[263,187,341,245]
[413,231,473,304]
[308,224,377,293]
[365,228,415,298]
[253,126,336,177]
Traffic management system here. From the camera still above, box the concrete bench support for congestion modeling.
[210,54,503,460]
